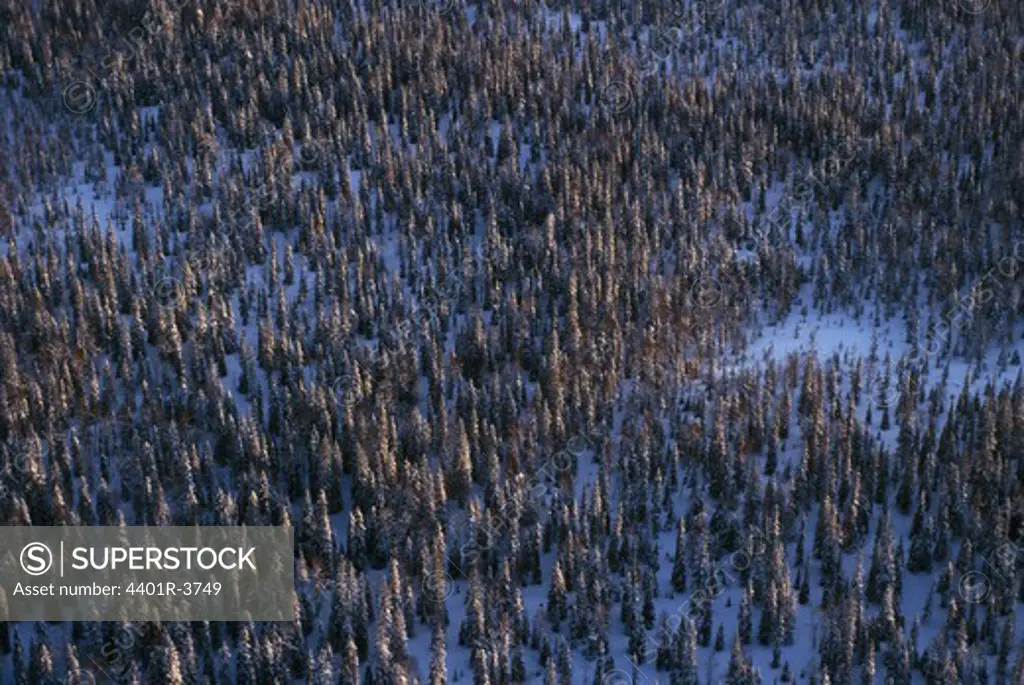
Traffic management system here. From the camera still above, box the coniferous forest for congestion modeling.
[0,0,1023,682]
